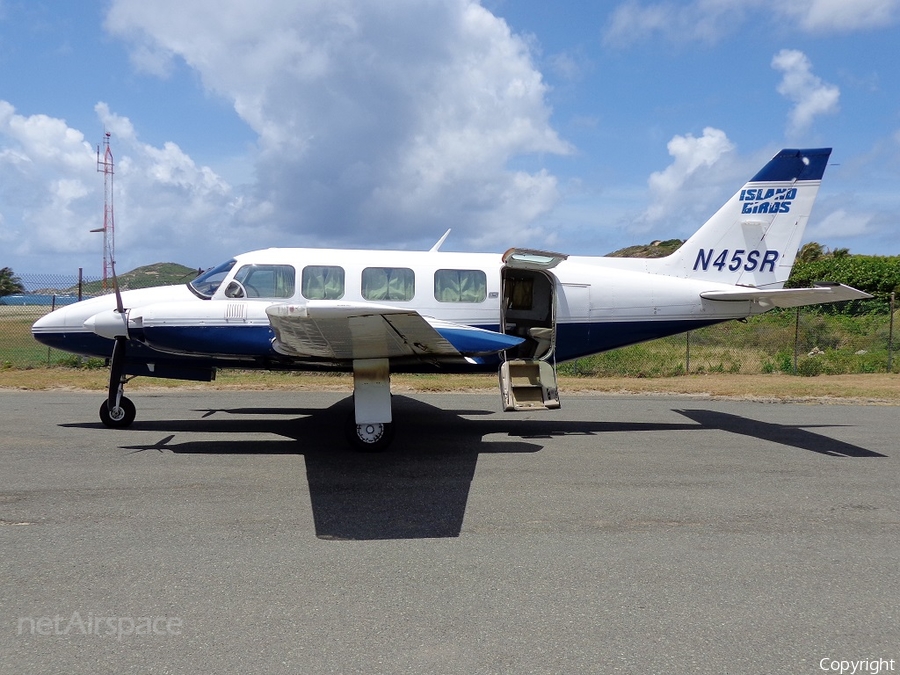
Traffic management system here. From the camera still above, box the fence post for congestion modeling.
[889,291,895,373]
[78,268,83,302]
[685,331,691,375]
[793,307,800,374]
[47,294,57,365]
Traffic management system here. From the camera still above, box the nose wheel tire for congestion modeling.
[345,413,395,452]
[99,396,136,429]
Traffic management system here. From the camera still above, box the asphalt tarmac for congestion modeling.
[1,390,897,674]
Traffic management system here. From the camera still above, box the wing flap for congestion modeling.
[266,301,523,360]
[267,302,457,359]
[701,283,872,308]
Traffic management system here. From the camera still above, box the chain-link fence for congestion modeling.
[558,304,898,377]
[2,272,897,374]
[3,272,99,367]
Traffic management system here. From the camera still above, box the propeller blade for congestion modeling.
[110,259,125,314]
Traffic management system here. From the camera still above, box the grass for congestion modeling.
[2,367,899,404]
[0,306,58,367]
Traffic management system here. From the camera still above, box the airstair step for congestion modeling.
[499,359,560,412]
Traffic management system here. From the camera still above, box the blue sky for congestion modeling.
[2,0,899,275]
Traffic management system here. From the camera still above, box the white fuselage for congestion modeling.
[32,246,757,372]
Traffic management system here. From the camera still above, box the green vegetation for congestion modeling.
[74,262,201,295]
[0,307,64,368]
[558,309,898,377]
[787,251,900,314]
[0,267,25,296]
[607,238,684,258]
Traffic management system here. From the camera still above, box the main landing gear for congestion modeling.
[345,358,395,452]
[345,415,395,453]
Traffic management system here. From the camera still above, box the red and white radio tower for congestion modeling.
[91,132,115,290]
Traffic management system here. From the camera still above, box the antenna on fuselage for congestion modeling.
[429,229,451,252]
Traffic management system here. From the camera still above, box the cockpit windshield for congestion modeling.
[188,259,237,299]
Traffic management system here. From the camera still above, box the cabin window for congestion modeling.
[434,269,487,303]
[225,264,296,299]
[301,265,345,300]
[361,267,415,302]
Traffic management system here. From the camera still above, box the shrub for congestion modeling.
[797,357,823,377]
[788,254,900,314]
[54,355,106,369]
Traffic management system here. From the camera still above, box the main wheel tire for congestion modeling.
[99,396,136,429]
[345,413,395,452]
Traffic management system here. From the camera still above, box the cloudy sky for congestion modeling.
[1,0,899,275]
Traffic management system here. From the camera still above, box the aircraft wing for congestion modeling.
[266,301,523,360]
[700,283,872,309]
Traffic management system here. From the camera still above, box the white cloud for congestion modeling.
[807,208,873,239]
[94,109,240,261]
[0,101,97,259]
[95,102,136,143]
[0,101,93,174]
[0,99,238,271]
[104,0,571,252]
[604,0,746,47]
[547,51,590,82]
[604,0,898,46]
[779,0,899,32]
[771,49,840,137]
[638,127,736,227]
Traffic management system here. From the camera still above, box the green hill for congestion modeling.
[607,238,684,258]
[73,263,200,294]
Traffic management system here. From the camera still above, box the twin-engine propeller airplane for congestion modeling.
[33,148,869,450]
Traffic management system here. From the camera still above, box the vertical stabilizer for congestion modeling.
[656,148,831,288]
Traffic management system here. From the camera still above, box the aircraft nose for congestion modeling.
[83,309,129,339]
[32,303,98,347]
[32,304,86,332]
[31,312,56,332]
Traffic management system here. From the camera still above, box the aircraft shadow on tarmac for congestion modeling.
[65,396,884,541]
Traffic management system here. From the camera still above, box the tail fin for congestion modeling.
[658,148,831,288]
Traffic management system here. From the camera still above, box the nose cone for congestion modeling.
[31,294,121,348]
[31,311,57,334]
[32,303,103,339]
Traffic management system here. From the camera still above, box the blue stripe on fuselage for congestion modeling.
[33,318,730,375]
[134,325,278,358]
[553,319,726,362]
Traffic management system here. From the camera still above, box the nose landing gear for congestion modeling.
[99,334,137,429]
[99,395,136,428]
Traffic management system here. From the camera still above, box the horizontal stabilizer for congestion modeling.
[700,283,872,309]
